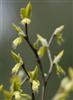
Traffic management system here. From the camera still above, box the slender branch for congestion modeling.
[25,24,45,83]
[45,49,53,83]
[41,32,55,100]
[46,32,55,83]
[25,24,46,100]
[48,32,55,47]
[22,64,30,79]
[22,64,35,100]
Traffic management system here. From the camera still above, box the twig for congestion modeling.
[22,64,35,100]
[41,32,55,100]
[24,23,46,100]
[25,24,45,83]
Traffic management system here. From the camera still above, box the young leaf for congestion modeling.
[29,66,39,80]
[20,2,32,19]
[10,75,22,92]
[53,50,64,64]
[12,36,24,49]
[54,25,64,45]
[61,77,73,92]
[11,51,23,63]
[37,46,46,58]
[55,64,65,76]
[20,8,26,19]
[55,32,64,45]
[12,63,22,74]
[33,39,40,49]
[37,34,48,47]
[12,24,26,37]
[3,90,13,100]
[25,2,32,18]
[54,25,64,35]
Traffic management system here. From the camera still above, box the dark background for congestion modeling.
[0,0,73,99]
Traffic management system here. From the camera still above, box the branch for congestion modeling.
[24,24,46,100]
[22,64,35,100]
[25,24,45,83]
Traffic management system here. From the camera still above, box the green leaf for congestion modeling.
[55,64,65,76]
[61,77,73,92]
[11,51,23,63]
[12,36,24,49]
[54,25,64,35]
[20,8,26,19]
[12,63,22,73]
[54,25,64,45]
[37,46,46,57]
[33,39,40,49]
[25,2,32,18]
[20,2,32,19]
[53,50,64,64]
[10,75,22,92]
[12,24,26,37]
[32,80,40,93]
[55,32,64,45]
[3,90,13,100]
[29,66,39,80]
[37,34,48,47]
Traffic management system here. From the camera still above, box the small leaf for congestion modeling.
[12,63,22,73]
[32,80,40,93]
[54,25,64,35]
[3,90,13,99]
[33,39,40,49]
[10,75,22,92]
[20,2,32,19]
[37,34,48,47]
[53,50,64,64]
[55,32,64,45]
[20,8,26,19]
[11,51,23,63]
[12,36,24,49]
[54,25,64,45]
[37,46,46,57]
[55,64,65,76]
[29,66,39,80]
[12,24,26,37]
[61,77,73,92]
[26,2,32,18]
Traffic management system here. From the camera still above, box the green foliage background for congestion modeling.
[0,0,73,99]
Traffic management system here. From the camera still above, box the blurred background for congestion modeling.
[0,0,73,99]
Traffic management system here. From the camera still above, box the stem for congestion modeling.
[22,64,35,100]
[41,32,55,100]
[48,32,55,47]
[41,84,46,100]
[45,49,53,83]
[25,24,45,100]
[25,24,45,83]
